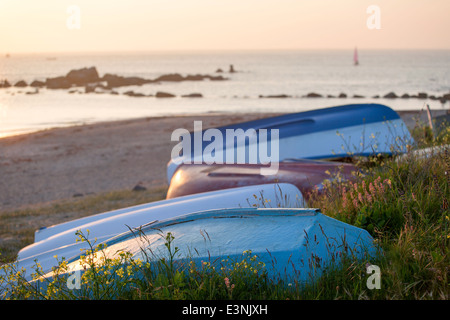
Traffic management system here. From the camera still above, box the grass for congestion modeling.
[0,118,449,300]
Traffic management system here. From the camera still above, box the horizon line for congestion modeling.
[4,47,450,56]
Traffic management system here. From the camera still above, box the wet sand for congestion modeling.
[0,109,447,211]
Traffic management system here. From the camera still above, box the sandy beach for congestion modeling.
[0,112,282,211]
[0,109,447,211]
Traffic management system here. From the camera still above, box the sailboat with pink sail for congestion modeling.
[354,47,359,66]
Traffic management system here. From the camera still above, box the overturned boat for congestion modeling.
[37,207,378,294]
[167,159,358,199]
[167,103,414,183]
[10,183,304,278]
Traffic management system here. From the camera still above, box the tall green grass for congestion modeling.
[306,121,449,299]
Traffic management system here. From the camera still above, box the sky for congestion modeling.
[0,0,449,54]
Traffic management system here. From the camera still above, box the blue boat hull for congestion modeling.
[60,208,377,285]
[167,103,414,182]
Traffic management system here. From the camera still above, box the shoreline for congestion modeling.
[0,109,447,212]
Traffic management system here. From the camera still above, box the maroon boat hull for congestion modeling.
[166,160,358,200]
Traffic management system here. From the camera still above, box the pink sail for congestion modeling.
[354,47,359,65]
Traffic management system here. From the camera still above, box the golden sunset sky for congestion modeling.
[1,0,449,53]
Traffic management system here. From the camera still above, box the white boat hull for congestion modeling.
[12,183,304,277]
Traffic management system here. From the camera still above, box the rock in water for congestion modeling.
[154,73,185,82]
[26,89,39,95]
[154,73,227,82]
[66,67,100,86]
[156,91,176,98]
[102,73,152,88]
[259,94,291,99]
[30,80,45,87]
[383,92,398,99]
[123,90,146,97]
[305,92,322,98]
[46,76,72,89]
[14,80,28,87]
[0,80,12,88]
[181,93,203,98]
[417,92,428,99]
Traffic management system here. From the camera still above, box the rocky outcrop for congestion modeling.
[46,76,72,89]
[14,80,27,87]
[102,74,153,88]
[154,73,227,82]
[46,67,101,89]
[383,92,398,99]
[181,93,203,98]
[305,92,322,98]
[37,66,229,90]
[30,80,45,88]
[0,80,11,88]
[418,92,428,99]
[254,91,449,102]
[123,90,147,97]
[259,94,291,98]
[156,91,176,98]
[66,67,100,85]
[11,65,448,105]
[154,73,185,82]
[100,72,226,88]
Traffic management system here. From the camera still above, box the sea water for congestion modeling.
[0,49,449,138]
